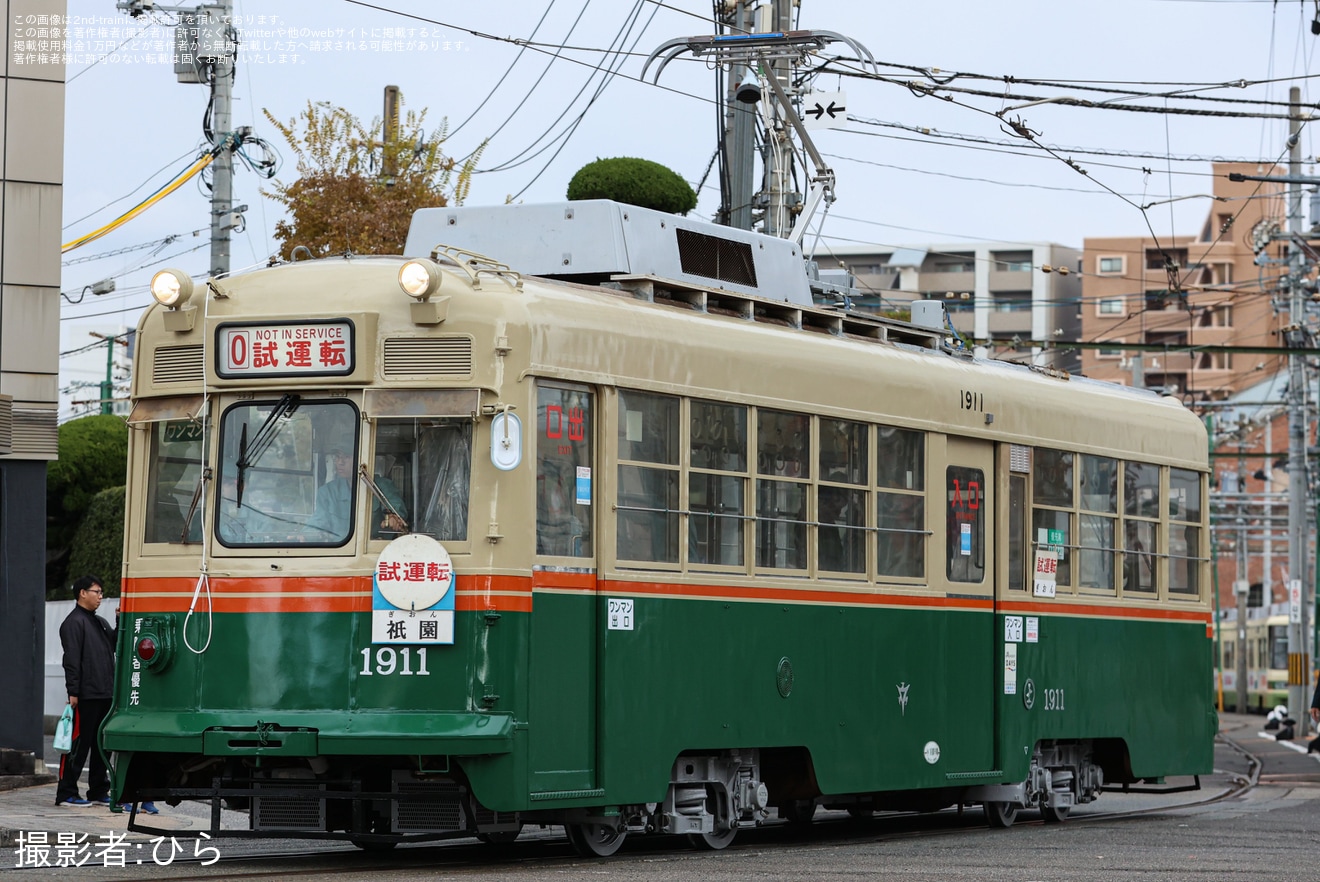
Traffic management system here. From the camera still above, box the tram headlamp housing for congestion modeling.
[150,269,198,332]
[399,259,442,300]
[398,258,449,325]
[150,269,194,308]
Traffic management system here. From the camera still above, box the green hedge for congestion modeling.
[65,485,125,598]
[46,414,128,595]
[566,157,697,215]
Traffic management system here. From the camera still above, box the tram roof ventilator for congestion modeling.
[406,200,815,306]
[406,201,952,352]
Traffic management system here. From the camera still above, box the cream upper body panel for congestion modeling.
[132,253,1206,472]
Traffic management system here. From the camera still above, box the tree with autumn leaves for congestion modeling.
[262,98,481,259]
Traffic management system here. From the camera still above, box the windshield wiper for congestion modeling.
[236,394,300,508]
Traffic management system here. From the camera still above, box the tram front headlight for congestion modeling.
[398,258,443,301]
[150,269,195,309]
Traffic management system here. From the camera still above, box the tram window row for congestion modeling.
[531,386,1204,603]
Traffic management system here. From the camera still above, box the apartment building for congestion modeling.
[1080,162,1287,401]
[816,241,1082,371]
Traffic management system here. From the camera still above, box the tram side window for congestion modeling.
[616,390,679,564]
[818,419,867,574]
[946,466,984,582]
[755,409,809,569]
[1078,455,1118,594]
[144,420,204,544]
[1168,467,1202,596]
[876,426,925,579]
[1269,625,1288,670]
[1031,448,1073,588]
[536,385,593,557]
[1122,461,1159,594]
[373,418,472,541]
[689,400,747,567]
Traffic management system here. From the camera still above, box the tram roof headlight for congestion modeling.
[398,258,443,301]
[150,269,195,309]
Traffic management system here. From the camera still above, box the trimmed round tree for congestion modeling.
[567,157,697,215]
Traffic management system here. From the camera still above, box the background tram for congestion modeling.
[103,200,1216,853]
[1215,609,1290,712]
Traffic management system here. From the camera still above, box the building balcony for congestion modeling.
[989,269,1032,289]
[920,271,975,293]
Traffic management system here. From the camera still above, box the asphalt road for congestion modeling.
[10,717,1319,881]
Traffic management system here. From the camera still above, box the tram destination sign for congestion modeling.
[216,320,356,379]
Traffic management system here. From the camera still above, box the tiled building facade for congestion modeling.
[0,0,65,758]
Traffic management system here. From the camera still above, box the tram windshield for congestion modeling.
[216,398,357,547]
[205,399,473,548]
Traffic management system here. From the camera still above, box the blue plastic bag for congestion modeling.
[53,704,73,753]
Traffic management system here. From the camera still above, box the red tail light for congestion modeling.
[137,636,157,662]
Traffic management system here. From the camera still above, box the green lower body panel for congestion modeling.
[103,710,514,757]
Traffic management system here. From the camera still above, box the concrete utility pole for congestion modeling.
[1235,576,1249,713]
[119,0,244,278]
[380,84,401,185]
[1226,96,1318,729]
[1285,86,1313,735]
[207,0,236,278]
[721,0,756,231]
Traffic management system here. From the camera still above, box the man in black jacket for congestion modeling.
[55,575,116,808]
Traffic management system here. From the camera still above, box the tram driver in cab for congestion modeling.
[302,432,407,542]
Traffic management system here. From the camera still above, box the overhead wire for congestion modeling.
[62,152,217,254]
[506,1,663,199]
[62,146,202,232]
[462,0,600,170]
[447,0,563,142]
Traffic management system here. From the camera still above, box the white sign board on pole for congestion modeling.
[800,91,848,130]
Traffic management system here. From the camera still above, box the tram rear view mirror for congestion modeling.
[491,410,522,471]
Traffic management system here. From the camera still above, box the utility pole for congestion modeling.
[119,0,246,278]
[1226,100,1319,729]
[1236,426,1250,713]
[207,0,236,278]
[380,84,401,185]
[89,332,127,415]
[1286,85,1313,735]
[760,0,795,238]
[720,1,756,231]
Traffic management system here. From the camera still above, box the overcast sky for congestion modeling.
[56,0,1319,416]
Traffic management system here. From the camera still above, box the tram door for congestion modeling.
[528,383,599,794]
[944,437,995,772]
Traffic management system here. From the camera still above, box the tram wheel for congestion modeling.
[687,825,737,850]
[984,801,1018,828]
[847,807,873,821]
[566,822,627,857]
[1040,802,1070,824]
[349,837,397,852]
